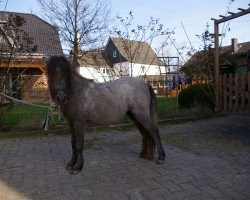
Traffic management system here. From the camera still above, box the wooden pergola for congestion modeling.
[212,5,250,111]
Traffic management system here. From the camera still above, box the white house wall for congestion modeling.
[78,66,110,83]
[78,63,166,83]
[114,62,166,77]
[130,63,160,76]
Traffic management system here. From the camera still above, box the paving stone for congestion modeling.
[0,119,249,200]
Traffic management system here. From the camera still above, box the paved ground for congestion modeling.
[0,114,249,200]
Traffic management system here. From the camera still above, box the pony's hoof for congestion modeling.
[69,164,83,174]
[66,165,73,171]
[139,152,154,160]
[156,159,164,164]
[70,169,80,175]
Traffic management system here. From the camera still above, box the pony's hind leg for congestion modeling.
[127,111,155,160]
[132,113,165,162]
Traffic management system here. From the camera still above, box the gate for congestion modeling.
[219,72,250,112]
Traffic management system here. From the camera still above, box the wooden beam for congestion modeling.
[0,61,45,72]
[238,8,245,11]
[39,67,46,73]
[219,15,226,18]
[214,7,250,24]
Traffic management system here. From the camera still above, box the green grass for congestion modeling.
[157,96,189,118]
[1,97,190,130]
[0,104,49,129]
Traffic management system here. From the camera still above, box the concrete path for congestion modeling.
[0,115,249,200]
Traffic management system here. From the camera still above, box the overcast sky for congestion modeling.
[1,0,250,60]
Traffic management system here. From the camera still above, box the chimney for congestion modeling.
[231,38,238,53]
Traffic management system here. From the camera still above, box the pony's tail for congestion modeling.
[140,85,156,160]
[148,85,158,124]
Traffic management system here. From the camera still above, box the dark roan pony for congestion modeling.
[46,55,165,174]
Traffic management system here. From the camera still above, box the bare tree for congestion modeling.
[37,0,111,66]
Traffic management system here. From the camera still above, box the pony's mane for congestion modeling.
[46,55,73,79]
[46,55,93,92]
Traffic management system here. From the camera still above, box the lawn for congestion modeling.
[0,96,190,130]
[157,96,190,118]
[0,103,49,130]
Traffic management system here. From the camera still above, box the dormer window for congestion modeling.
[113,50,117,58]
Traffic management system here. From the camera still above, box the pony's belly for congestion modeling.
[88,109,125,126]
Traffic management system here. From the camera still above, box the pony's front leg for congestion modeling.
[70,122,85,174]
[66,131,77,170]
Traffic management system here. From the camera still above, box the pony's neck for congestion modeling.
[68,70,93,92]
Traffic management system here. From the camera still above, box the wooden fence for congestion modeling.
[219,72,250,112]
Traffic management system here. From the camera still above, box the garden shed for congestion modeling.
[0,11,63,103]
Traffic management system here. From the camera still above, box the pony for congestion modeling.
[46,55,165,174]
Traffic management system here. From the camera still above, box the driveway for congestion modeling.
[0,113,249,200]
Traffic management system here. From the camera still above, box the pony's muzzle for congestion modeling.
[56,91,67,104]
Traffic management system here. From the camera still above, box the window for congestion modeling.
[113,50,117,58]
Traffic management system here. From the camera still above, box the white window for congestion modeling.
[113,50,117,58]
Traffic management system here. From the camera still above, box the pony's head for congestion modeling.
[46,55,72,105]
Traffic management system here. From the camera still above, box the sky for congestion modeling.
[1,0,250,60]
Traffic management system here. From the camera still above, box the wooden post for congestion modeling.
[248,72,250,112]
[228,73,233,111]
[218,74,223,111]
[214,22,220,111]
[223,74,227,111]
[235,74,239,111]
[241,75,246,110]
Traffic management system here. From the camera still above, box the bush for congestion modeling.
[178,83,215,111]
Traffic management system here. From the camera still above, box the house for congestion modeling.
[182,38,250,81]
[220,38,250,75]
[78,37,167,94]
[78,48,111,82]
[0,11,63,102]
[105,37,166,79]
